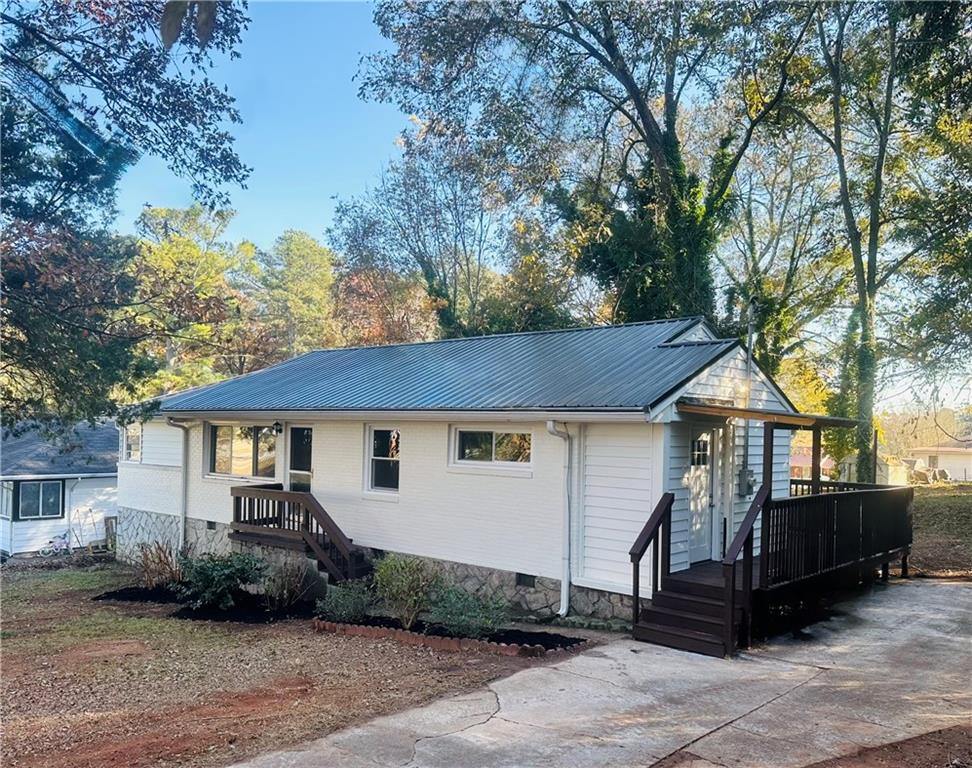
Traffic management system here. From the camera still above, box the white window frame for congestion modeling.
[364,425,401,499]
[204,422,278,481]
[123,423,142,463]
[448,426,533,477]
[17,480,64,520]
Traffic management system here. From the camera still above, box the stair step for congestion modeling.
[641,605,724,634]
[228,531,306,552]
[661,577,727,600]
[653,591,743,618]
[633,622,726,657]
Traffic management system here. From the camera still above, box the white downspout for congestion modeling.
[546,420,571,616]
[166,418,193,550]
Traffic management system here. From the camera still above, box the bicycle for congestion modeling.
[38,531,71,557]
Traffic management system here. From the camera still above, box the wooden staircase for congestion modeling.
[630,488,766,658]
[632,564,751,658]
[229,484,370,582]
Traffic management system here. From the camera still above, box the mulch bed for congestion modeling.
[94,585,316,623]
[314,616,589,657]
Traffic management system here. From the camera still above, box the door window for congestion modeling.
[289,427,313,492]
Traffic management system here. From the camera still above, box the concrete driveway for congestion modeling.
[233,580,972,768]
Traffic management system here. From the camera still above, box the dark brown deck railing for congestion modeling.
[722,483,913,654]
[762,485,913,588]
[789,478,883,496]
[230,483,364,582]
[722,484,769,653]
[629,492,675,627]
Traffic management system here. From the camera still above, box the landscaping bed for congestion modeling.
[313,616,589,657]
[96,584,317,623]
[1,564,566,768]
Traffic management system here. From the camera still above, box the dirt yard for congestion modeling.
[0,564,537,768]
[908,483,972,578]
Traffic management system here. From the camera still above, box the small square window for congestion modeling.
[455,430,531,465]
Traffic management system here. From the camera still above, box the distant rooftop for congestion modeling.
[159,318,741,414]
[1,422,119,478]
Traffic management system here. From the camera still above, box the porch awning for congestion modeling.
[676,400,860,430]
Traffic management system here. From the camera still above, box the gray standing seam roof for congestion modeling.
[159,318,741,414]
[1,422,119,477]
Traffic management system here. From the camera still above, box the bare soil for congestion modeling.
[805,725,972,768]
[908,484,972,578]
[0,564,547,768]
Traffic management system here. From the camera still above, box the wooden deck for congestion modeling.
[630,481,914,657]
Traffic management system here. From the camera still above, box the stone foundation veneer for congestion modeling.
[116,507,632,620]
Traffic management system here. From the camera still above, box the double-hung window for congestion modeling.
[368,427,400,492]
[209,425,276,478]
[455,430,532,465]
[124,423,142,462]
[16,480,63,520]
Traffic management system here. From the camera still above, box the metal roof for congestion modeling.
[159,318,741,414]
[1,422,118,478]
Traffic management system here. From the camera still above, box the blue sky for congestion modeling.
[114,2,407,250]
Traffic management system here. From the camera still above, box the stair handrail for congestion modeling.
[629,492,675,627]
[230,483,356,561]
[721,483,769,654]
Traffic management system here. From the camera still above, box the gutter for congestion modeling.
[545,420,571,617]
[165,417,196,550]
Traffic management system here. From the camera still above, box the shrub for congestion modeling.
[316,579,373,623]
[263,560,312,614]
[137,541,182,589]
[176,552,265,610]
[428,587,509,639]
[372,554,439,630]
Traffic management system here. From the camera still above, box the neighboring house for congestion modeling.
[116,318,797,621]
[838,452,909,486]
[790,444,835,480]
[1,423,118,556]
[910,439,972,481]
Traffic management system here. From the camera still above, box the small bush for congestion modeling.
[138,541,182,589]
[176,552,265,610]
[372,554,439,630]
[428,587,509,639]
[263,560,312,614]
[316,579,373,623]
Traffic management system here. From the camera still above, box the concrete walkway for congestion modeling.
[235,580,972,768]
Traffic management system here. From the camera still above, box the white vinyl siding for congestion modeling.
[579,424,663,593]
[140,421,183,466]
[2,477,116,555]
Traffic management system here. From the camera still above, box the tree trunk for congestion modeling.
[855,297,877,481]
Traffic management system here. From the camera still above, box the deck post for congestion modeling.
[811,426,822,494]
[881,562,889,581]
[901,550,909,578]
[632,562,640,626]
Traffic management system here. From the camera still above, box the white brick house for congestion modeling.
[116,319,797,620]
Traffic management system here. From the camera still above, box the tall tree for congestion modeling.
[1,0,250,430]
[716,128,852,374]
[330,127,508,337]
[785,1,972,479]
[257,231,340,357]
[361,1,815,322]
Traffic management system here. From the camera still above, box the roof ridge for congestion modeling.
[302,317,705,356]
[659,338,737,348]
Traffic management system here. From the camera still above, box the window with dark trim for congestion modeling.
[927,455,939,469]
[15,480,64,520]
[208,425,276,477]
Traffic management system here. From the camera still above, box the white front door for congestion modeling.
[687,427,714,563]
